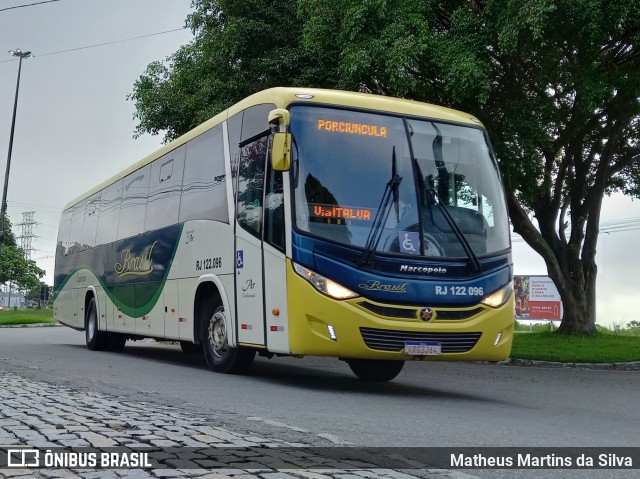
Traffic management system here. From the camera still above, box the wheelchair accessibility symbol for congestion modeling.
[399,232,420,254]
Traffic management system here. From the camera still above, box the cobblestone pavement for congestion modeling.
[0,370,478,479]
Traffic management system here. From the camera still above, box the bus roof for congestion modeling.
[64,87,484,210]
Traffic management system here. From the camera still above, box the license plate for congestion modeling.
[404,341,441,355]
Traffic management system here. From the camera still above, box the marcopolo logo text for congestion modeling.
[400,264,448,274]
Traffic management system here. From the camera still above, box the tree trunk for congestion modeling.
[542,247,598,335]
[554,274,597,335]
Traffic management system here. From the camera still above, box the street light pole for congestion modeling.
[0,48,31,249]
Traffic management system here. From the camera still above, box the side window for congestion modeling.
[96,179,123,245]
[57,210,72,257]
[146,146,185,231]
[68,200,86,254]
[81,192,101,249]
[118,164,150,240]
[241,104,275,141]
[264,158,285,251]
[237,135,268,238]
[180,126,228,223]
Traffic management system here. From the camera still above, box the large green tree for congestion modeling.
[0,216,45,293]
[130,0,640,335]
[129,0,310,143]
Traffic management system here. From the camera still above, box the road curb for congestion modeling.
[507,357,640,371]
[0,322,61,328]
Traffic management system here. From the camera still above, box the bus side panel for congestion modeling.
[177,278,195,341]
[263,246,289,354]
[96,285,107,332]
[217,272,236,347]
[54,270,84,330]
[54,287,75,327]
[105,286,116,332]
[111,284,136,334]
[163,279,180,340]
[71,287,82,329]
[135,283,166,338]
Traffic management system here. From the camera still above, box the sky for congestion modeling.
[0,0,638,327]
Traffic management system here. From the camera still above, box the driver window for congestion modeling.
[237,136,268,238]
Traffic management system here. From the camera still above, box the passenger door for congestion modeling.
[235,134,269,346]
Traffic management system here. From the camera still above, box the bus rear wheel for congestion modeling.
[85,298,110,351]
[347,359,405,382]
[201,303,255,374]
[86,298,126,352]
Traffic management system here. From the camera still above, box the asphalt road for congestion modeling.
[1,326,638,479]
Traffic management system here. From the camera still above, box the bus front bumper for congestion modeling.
[287,262,514,361]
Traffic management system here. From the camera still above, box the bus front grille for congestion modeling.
[357,301,484,321]
[360,327,481,353]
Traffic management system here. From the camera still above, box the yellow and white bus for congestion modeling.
[54,88,514,381]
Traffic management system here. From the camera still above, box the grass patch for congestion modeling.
[511,331,640,363]
[0,308,55,326]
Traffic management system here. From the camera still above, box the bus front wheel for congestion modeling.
[201,303,255,374]
[347,359,405,382]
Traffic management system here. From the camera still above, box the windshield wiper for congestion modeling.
[424,184,482,272]
[426,124,484,273]
[359,147,402,266]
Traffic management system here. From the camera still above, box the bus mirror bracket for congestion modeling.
[271,132,292,171]
[268,108,290,128]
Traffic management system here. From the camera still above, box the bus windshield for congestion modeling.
[290,105,510,259]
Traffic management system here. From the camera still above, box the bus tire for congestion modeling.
[180,341,202,354]
[201,302,255,374]
[85,298,110,351]
[108,334,127,352]
[347,359,405,382]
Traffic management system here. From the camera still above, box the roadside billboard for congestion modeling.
[514,275,563,321]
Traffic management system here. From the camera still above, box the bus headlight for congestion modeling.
[480,282,513,308]
[293,262,358,300]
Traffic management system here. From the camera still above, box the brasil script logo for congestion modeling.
[358,280,409,294]
[115,241,157,278]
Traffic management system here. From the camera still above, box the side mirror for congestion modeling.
[271,132,292,171]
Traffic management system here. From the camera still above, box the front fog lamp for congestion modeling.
[293,262,358,300]
[480,282,513,308]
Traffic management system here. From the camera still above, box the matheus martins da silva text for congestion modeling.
[451,453,633,468]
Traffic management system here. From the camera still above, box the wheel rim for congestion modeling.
[87,309,96,340]
[208,310,228,358]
